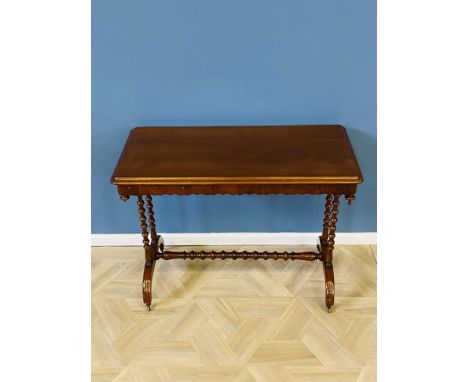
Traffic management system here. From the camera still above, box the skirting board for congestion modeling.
[91,232,377,247]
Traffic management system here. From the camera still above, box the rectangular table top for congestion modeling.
[111,125,363,197]
[111,125,362,186]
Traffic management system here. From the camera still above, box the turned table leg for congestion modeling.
[123,192,354,313]
[320,194,341,313]
[137,195,159,311]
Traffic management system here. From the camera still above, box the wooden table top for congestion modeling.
[111,125,362,196]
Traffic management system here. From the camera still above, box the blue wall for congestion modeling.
[92,0,376,234]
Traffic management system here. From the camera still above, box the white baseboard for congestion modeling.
[91,232,377,247]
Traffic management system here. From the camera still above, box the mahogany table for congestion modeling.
[111,125,363,312]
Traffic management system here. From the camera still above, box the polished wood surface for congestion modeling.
[111,125,363,190]
[92,245,376,382]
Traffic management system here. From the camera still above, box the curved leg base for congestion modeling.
[323,262,335,312]
[142,260,156,309]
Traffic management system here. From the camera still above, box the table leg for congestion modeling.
[137,195,158,311]
[320,194,341,313]
[130,192,352,312]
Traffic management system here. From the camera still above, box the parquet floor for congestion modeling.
[92,245,377,382]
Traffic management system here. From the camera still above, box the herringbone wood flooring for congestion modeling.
[92,245,376,382]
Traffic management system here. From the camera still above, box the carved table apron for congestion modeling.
[111,125,363,312]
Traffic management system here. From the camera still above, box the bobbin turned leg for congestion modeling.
[137,195,159,311]
[320,194,341,312]
[318,194,333,254]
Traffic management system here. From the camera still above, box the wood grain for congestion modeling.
[111,125,363,188]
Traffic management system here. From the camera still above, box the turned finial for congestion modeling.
[345,194,356,205]
[120,195,129,202]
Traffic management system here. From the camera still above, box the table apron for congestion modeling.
[117,183,358,196]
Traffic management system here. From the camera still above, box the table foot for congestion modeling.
[323,262,335,311]
[142,259,156,308]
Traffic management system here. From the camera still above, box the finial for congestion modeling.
[345,194,356,205]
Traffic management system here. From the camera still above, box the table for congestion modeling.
[111,125,363,312]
